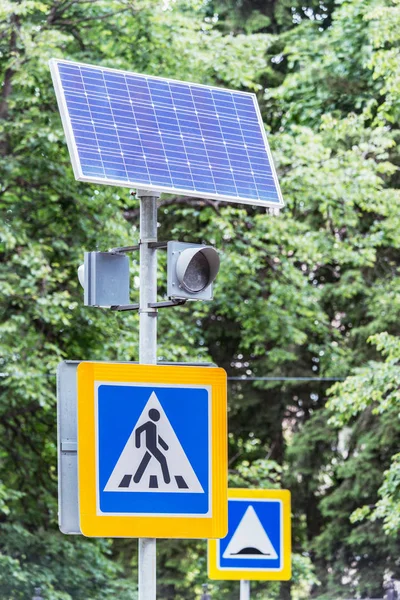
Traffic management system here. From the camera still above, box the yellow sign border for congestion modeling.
[77,362,227,538]
[208,488,291,580]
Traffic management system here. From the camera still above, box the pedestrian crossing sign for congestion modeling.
[77,362,227,538]
[208,489,291,580]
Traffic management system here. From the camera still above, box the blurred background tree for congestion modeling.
[1,0,399,598]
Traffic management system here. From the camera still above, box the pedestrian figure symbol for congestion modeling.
[134,409,170,485]
[104,391,204,493]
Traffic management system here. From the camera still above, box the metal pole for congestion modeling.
[138,190,159,600]
[201,583,211,599]
[240,580,250,600]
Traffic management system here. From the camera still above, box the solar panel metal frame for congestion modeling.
[49,59,284,209]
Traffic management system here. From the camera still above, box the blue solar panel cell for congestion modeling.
[50,59,283,208]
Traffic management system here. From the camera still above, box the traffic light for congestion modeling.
[77,243,220,308]
[167,242,220,301]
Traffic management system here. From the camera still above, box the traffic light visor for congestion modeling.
[176,247,220,293]
[167,242,220,300]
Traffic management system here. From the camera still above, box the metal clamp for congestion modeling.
[139,307,158,317]
[61,439,77,452]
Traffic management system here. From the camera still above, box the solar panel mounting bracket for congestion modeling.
[136,189,159,198]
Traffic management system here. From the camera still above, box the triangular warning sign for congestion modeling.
[104,392,204,493]
[223,505,278,559]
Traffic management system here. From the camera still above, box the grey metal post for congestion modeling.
[201,583,211,599]
[240,580,250,600]
[137,190,159,600]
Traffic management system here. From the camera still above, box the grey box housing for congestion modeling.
[84,251,130,307]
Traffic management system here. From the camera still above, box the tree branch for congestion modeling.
[56,6,132,26]
[0,14,20,156]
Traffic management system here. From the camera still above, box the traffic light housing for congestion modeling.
[79,251,130,307]
[77,242,220,308]
[167,242,220,301]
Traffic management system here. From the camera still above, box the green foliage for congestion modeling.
[1,0,400,598]
[371,453,400,536]
[328,333,400,424]
[291,554,320,600]
[328,334,400,538]
[366,0,400,123]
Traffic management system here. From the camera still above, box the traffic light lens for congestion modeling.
[182,251,210,292]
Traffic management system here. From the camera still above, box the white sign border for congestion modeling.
[94,381,212,518]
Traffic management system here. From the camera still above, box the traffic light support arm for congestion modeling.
[109,242,168,254]
[111,299,186,312]
[108,242,186,310]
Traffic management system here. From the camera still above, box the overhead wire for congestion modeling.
[0,373,345,381]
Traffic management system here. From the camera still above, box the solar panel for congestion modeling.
[50,59,283,208]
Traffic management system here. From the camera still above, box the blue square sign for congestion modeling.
[219,499,282,570]
[208,489,291,580]
[97,384,210,516]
